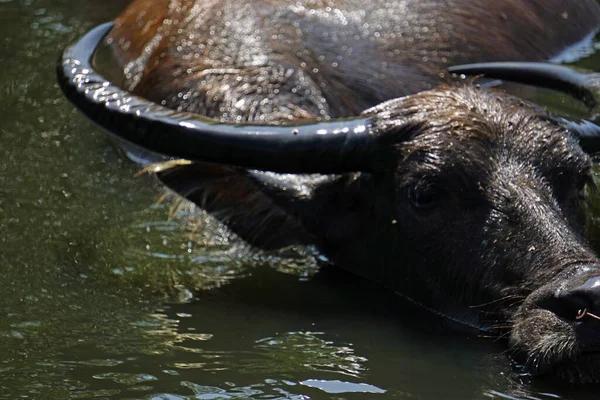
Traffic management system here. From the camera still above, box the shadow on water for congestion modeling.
[2,0,600,399]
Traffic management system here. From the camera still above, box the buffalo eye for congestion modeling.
[407,182,444,211]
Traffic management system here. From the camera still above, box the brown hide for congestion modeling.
[106,0,600,121]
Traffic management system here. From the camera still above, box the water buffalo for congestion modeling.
[58,0,600,382]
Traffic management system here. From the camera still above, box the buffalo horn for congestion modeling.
[448,61,600,154]
[57,23,378,174]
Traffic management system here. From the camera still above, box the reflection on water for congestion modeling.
[1,0,600,399]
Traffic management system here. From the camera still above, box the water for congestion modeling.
[1,1,600,399]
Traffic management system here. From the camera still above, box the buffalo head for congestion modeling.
[58,16,600,383]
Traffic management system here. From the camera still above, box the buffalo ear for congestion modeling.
[155,162,316,250]
[155,162,378,257]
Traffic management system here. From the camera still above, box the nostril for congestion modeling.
[567,276,600,320]
[537,292,591,321]
[539,276,600,321]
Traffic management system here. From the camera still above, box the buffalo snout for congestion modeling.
[509,267,600,381]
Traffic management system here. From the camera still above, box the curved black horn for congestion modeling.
[448,62,600,109]
[448,62,600,154]
[57,23,378,174]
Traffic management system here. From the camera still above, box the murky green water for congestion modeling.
[2,1,600,399]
